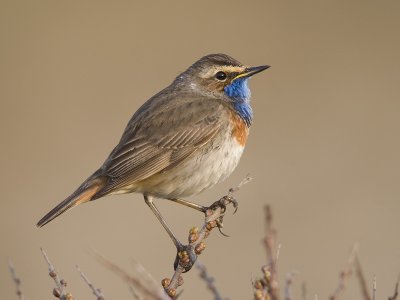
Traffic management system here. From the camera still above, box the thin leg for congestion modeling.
[144,195,181,249]
[167,198,207,213]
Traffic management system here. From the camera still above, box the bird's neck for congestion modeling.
[224,78,253,126]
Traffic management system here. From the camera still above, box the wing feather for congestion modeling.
[96,95,228,196]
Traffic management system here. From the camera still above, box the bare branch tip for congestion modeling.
[8,260,27,300]
[128,285,141,300]
[354,253,372,300]
[372,275,376,300]
[96,253,167,300]
[76,265,105,299]
[227,175,252,196]
[196,261,225,300]
[388,275,399,300]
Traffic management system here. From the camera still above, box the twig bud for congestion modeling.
[53,288,61,298]
[254,289,264,300]
[254,279,264,290]
[189,227,199,234]
[195,242,206,255]
[189,233,199,243]
[206,220,217,230]
[262,265,271,281]
[49,271,57,278]
[179,256,190,265]
[264,270,271,282]
[167,288,176,297]
[161,278,171,288]
[65,292,74,300]
[177,275,184,286]
[178,251,188,259]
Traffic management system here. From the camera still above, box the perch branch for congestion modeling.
[162,176,251,298]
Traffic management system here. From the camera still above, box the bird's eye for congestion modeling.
[215,71,227,81]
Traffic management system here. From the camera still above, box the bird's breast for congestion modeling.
[129,112,247,199]
[229,111,249,146]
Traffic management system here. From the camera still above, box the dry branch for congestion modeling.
[129,286,142,300]
[301,282,307,300]
[283,271,297,300]
[354,254,372,300]
[76,265,105,299]
[388,276,399,300]
[253,205,280,300]
[196,261,227,300]
[96,253,169,300]
[41,248,73,300]
[264,205,280,300]
[372,276,376,300]
[8,261,27,300]
[329,245,357,300]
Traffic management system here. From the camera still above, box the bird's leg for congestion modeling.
[144,195,197,271]
[168,198,208,213]
[144,195,182,249]
[144,195,198,270]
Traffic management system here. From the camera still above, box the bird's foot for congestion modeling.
[204,195,239,237]
[205,195,239,216]
[174,244,197,272]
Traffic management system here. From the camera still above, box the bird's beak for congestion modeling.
[234,65,270,80]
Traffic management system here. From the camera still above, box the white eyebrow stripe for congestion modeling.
[199,66,246,78]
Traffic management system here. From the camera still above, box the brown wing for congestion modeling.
[96,96,227,196]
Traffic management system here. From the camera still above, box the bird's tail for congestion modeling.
[36,175,107,228]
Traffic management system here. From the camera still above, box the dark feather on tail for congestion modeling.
[37,176,106,227]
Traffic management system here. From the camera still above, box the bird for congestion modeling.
[37,53,269,249]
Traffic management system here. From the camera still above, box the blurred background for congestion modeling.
[1,0,399,299]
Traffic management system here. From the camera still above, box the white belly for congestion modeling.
[133,131,245,199]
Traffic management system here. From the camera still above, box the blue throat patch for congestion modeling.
[224,78,253,126]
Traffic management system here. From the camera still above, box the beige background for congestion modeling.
[1,0,399,299]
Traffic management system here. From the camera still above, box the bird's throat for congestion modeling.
[224,78,253,126]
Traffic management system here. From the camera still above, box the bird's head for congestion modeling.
[176,53,269,103]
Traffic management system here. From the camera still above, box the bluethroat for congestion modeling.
[37,54,269,250]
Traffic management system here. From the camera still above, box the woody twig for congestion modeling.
[162,176,251,298]
[8,261,27,300]
[76,266,105,300]
[41,248,74,300]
